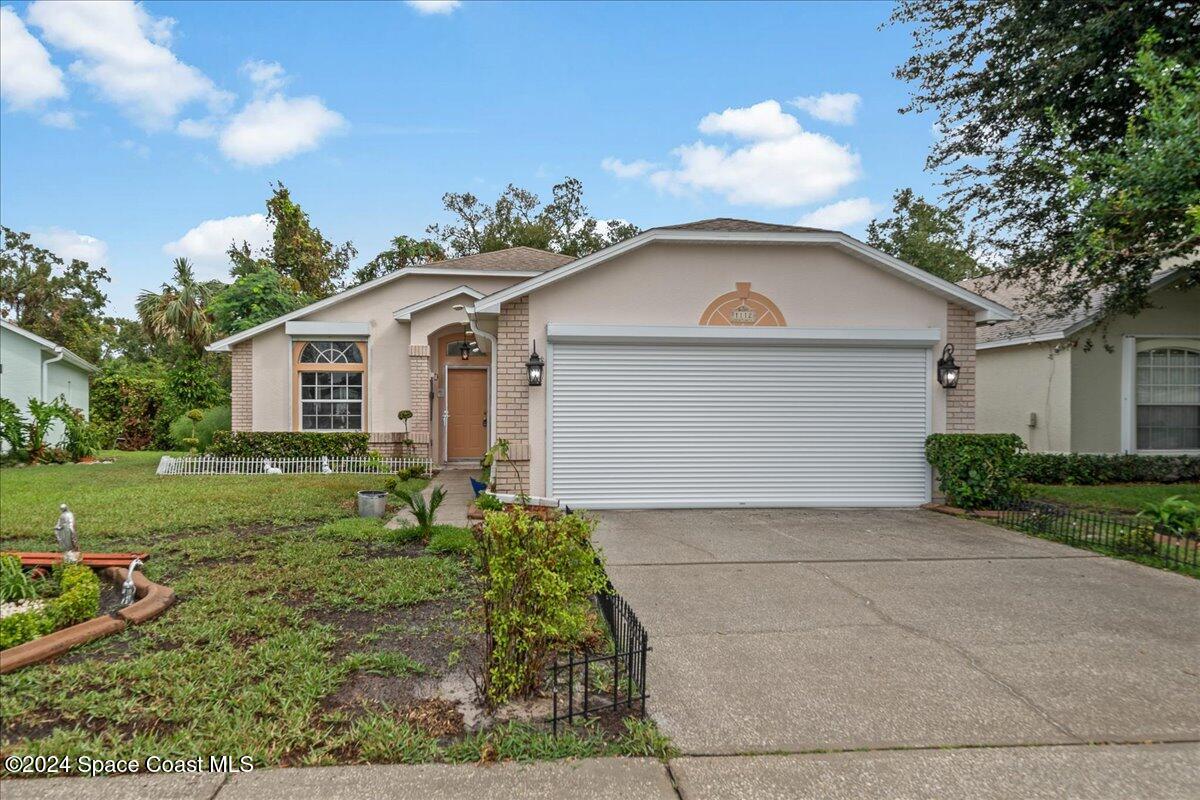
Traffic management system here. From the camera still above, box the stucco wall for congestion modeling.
[524,242,959,497]
[1071,284,1199,453]
[976,343,1071,452]
[246,273,523,434]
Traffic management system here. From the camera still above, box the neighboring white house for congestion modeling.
[963,270,1199,454]
[210,218,1012,509]
[0,319,96,422]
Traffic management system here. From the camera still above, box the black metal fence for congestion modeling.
[999,500,1199,571]
[549,591,650,735]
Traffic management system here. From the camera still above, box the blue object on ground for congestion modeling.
[470,477,487,497]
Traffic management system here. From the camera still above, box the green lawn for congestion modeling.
[0,451,670,771]
[1027,482,1200,513]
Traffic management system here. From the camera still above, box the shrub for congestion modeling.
[393,486,445,540]
[0,555,37,603]
[1137,496,1200,538]
[474,492,503,513]
[0,397,26,455]
[0,564,99,650]
[168,406,231,452]
[427,526,475,556]
[1114,525,1157,555]
[1019,453,1200,485]
[0,610,51,650]
[209,431,370,458]
[925,433,1028,510]
[90,364,167,450]
[475,508,607,707]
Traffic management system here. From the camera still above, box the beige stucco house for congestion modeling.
[964,271,1198,454]
[209,219,1013,508]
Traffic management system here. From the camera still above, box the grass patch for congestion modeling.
[427,526,476,556]
[1027,482,1200,513]
[343,651,426,677]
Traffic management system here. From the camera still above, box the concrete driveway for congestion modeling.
[595,508,1200,760]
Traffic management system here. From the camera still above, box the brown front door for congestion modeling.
[446,369,488,460]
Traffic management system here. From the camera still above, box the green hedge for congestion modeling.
[926,433,1027,510]
[209,431,370,458]
[0,564,100,650]
[1018,453,1200,485]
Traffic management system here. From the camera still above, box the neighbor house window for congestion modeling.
[295,340,366,431]
[1136,347,1200,450]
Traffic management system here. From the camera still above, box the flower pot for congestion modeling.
[357,490,388,518]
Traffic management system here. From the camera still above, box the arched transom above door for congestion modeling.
[700,282,786,327]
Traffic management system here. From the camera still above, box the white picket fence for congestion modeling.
[156,454,432,477]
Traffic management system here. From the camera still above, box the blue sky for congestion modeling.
[0,0,941,315]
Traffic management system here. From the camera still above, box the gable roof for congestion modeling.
[471,220,1014,321]
[208,246,569,352]
[0,319,96,372]
[961,269,1188,348]
[393,285,485,321]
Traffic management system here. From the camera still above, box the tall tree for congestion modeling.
[228,182,356,298]
[351,235,446,285]
[426,177,639,258]
[135,258,214,356]
[866,189,986,282]
[890,0,1199,322]
[209,265,309,336]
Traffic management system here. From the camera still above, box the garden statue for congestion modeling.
[321,455,332,474]
[263,458,282,475]
[120,558,144,606]
[54,504,80,563]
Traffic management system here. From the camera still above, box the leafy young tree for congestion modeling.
[890,0,1199,322]
[98,316,171,364]
[268,183,355,297]
[426,177,638,258]
[351,235,446,286]
[0,226,110,363]
[135,258,214,356]
[209,265,309,336]
[866,189,986,282]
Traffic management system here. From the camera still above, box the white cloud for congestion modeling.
[241,59,286,94]
[219,93,346,166]
[601,157,655,179]
[176,117,217,138]
[163,213,273,278]
[30,227,108,264]
[406,1,461,14]
[26,0,231,129]
[790,92,861,125]
[0,5,67,108]
[40,109,76,128]
[698,100,800,141]
[795,197,881,231]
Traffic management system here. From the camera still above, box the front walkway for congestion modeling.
[386,467,477,530]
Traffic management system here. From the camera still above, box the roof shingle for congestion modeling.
[428,246,573,272]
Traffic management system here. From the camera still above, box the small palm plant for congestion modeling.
[394,485,446,539]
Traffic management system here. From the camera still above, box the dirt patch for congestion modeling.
[404,698,464,737]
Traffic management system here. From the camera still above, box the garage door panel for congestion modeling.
[550,343,929,508]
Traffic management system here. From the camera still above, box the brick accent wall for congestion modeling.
[494,296,531,493]
[946,303,976,432]
[231,341,253,431]
[408,344,432,448]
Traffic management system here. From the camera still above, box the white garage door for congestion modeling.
[549,342,931,508]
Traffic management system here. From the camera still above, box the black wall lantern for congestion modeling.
[459,340,471,361]
[937,343,960,388]
[526,340,545,386]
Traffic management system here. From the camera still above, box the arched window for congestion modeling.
[295,341,366,431]
[1136,347,1200,450]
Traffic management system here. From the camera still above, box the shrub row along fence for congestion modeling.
[549,590,650,735]
[156,454,432,476]
[999,500,1199,571]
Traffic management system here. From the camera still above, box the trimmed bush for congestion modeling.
[1018,453,1200,485]
[169,406,231,452]
[0,564,100,650]
[209,431,370,458]
[925,433,1027,510]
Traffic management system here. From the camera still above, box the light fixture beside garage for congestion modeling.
[937,344,960,388]
[526,341,545,386]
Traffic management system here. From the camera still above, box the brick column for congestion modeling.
[494,296,531,493]
[408,344,432,456]
[231,341,253,431]
[946,303,976,432]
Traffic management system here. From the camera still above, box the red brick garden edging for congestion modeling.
[0,567,175,674]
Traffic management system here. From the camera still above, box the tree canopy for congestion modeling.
[209,265,310,336]
[135,258,214,357]
[866,189,986,283]
[890,0,1199,323]
[0,226,110,363]
[351,235,446,286]
[426,177,638,258]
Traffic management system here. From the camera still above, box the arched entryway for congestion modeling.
[433,327,490,463]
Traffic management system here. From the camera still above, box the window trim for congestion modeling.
[292,340,368,432]
[1121,335,1200,454]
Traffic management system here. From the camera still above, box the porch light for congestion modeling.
[937,343,960,388]
[459,340,471,361]
[526,341,545,386]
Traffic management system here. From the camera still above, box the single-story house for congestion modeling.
[962,270,1198,454]
[0,319,96,424]
[208,219,1013,508]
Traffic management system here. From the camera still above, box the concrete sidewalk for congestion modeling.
[6,743,1199,799]
[386,467,477,530]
